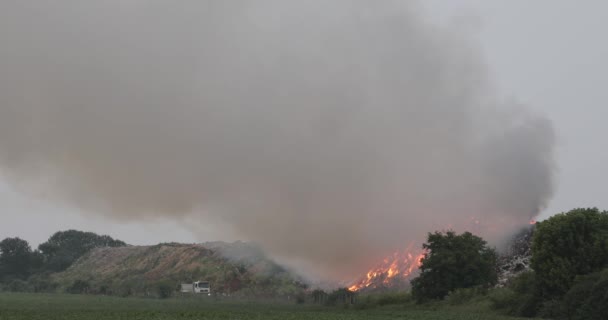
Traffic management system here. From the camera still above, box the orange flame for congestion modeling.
[348,242,425,292]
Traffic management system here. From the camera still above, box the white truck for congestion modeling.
[180,281,211,295]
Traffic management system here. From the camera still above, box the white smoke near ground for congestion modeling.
[0,1,554,280]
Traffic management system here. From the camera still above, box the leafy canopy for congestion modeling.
[531,207,608,298]
[561,269,608,320]
[0,237,42,280]
[38,230,127,272]
[411,231,498,301]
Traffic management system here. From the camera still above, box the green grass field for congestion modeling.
[0,293,541,320]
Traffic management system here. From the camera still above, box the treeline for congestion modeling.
[4,208,608,320]
[491,208,608,319]
[392,207,608,320]
[0,230,126,291]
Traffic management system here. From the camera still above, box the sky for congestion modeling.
[0,1,607,249]
[423,1,608,220]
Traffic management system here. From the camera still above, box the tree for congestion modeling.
[566,269,608,320]
[531,208,608,298]
[38,230,127,272]
[411,231,498,302]
[0,237,34,280]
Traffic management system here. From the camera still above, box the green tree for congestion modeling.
[38,230,127,272]
[531,208,608,298]
[0,237,35,280]
[541,268,608,320]
[411,231,498,302]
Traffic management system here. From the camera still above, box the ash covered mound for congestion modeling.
[52,241,306,297]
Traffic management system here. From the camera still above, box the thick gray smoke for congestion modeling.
[0,1,554,279]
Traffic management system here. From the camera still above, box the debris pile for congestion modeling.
[497,227,534,286]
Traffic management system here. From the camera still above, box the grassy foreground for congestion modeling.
[0,293,538,320]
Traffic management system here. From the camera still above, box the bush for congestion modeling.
[295,293,306,304]
[117,286,133,298]
[488,288,518,311]
[157,282,173,299]
[351,292,412,310]
[376,292,411,306]
[578,274,608,319]
[27,273,59,293]
[93,284,110,295]
[509,271,541,316]
[548,269,608,320]
[311,289,328,304]
[31,279,59,293]
[67,280,91,294]
[537,299,566,319]
[488,287,540,317]
[508,271,536,294]
[351,294,375,310]
[6,279,30,292]
[447,287,484,305]
[512,294,541,318]
[325,288,355,306]
[489,272,542,317]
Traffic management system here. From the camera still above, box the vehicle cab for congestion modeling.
[194,281,211,295]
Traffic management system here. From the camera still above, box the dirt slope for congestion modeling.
[53,242,305,297]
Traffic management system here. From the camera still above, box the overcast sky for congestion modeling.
[1,1,607,247]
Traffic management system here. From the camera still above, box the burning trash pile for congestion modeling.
[348,222,537,292]
[348,242,425,292]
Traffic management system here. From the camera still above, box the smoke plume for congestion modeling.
[0,1,555,279]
